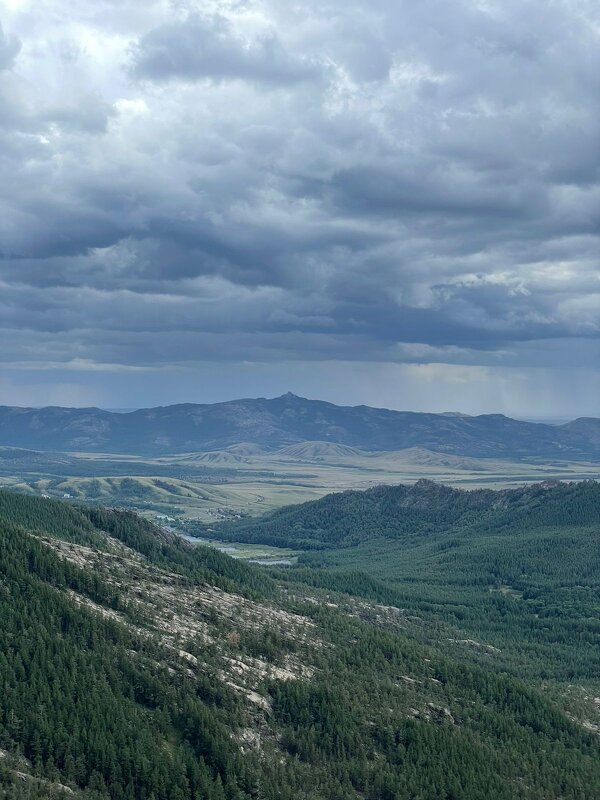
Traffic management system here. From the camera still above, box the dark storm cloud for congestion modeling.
[0,0,599,411]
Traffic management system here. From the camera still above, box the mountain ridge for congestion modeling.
[202,478,600,550]
[0,394,599,459]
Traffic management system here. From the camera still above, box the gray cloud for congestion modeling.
[0,22,20,70]
[0,0,598,413]
[131,14,322,85]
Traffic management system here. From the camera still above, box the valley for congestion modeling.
[1,441,599,536]
[4,0,597,795]
[2,397,600,799]
[1,488,600,799]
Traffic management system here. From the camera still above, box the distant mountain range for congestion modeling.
[0,393,599,459]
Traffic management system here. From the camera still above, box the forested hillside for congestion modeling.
[1,490,600,799]
[212,479,600,690]
[207,479,600,549]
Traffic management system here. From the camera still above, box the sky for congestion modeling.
[0,0,599,416]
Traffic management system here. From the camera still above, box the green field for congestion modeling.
[181,535,299,564]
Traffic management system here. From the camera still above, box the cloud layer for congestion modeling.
[0,1,598,413]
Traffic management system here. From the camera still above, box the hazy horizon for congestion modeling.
[0,392,585,424]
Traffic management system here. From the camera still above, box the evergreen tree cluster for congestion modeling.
[1,489,600,799]
[204,479,600,549]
